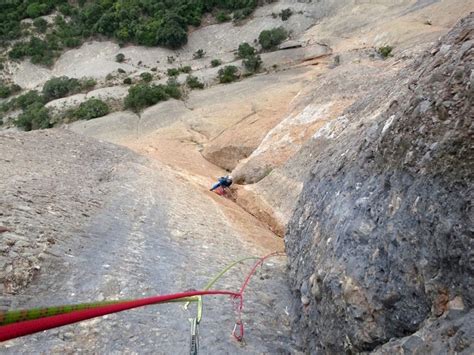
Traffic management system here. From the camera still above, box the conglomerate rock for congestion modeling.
[285,13,473,354]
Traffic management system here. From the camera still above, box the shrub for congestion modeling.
[164,82,181,99]
[211,59,222,67]
[140,72,153,82]
[233,7,254,21]
[237,42,256,59]
[117,68,126,74]
[180,66,192,74]
[74,98,109,120]
[193,49,205,59]
[115,53,125,63]
[156,15,188,49]
[81,78,97,90]
[243,54,262,74]
[186,75,204,89]
[16,90,45,109]
[279,8,293,21]
[218,66,239,84]
[42,76,80,101]
[124,83,181,112]
[0,83,21,99]
[378,46,394,59]
[15,102,51,131]
[26,3,50,19]
[58,4,73,16]
[259,27,288,50]
[123,77,132,85]
[167,68,180,77]
[216,11,231,23]
[9,37,57,66]
[33,18,48,33]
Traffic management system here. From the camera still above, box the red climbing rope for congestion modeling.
[0,252,285,343]
[0,290,238,342]
[232,251,285,341]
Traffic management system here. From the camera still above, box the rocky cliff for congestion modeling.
[285,14,473,353]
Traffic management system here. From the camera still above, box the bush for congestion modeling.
[0,83,21,99]
[42,76,80,101]
[279,8,293,21]
[1,1,261,66]
[33,18,48,33]
[186,75,204,89]
[243,54,262,74]
[237,42,256,59]
[26,3,51,19]
[218,66,239,84]
[164,82,181,99]
[167,68,180,77]
[180,66,192,74]
[259,27,288,50]
[140,72,153,82]
[216,11,231,23]
[124,83,181,112]
[115,53,125,63]
[156,15,188,49]
[16,90,45,109]
[378,46,394,59]
[233,7,254,21]
[211,59,222,67]
[193,49,206,59]
[74,98,109,120]
[9,37,57,66]
[123,77,132,85]
[80,78,97,90]
[15,102,51,131]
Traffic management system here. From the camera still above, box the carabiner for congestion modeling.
[232,320,244,342]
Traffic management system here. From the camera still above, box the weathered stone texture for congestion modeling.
[285,14,473,354]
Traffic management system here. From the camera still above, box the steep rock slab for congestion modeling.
[285,14,473,353]
[0,130,144,294]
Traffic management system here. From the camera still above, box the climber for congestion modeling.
[210,175,233,193]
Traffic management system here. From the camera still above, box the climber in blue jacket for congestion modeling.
[210,175,233,192]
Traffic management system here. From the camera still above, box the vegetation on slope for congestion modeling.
[1,0,260,66]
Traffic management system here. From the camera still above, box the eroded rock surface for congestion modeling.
[0,130,141,295]
[285,14,473,353]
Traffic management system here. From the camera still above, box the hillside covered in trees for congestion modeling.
[1,0,263,66]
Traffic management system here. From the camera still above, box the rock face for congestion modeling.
[285,14,473,354]
[0,130,144,295]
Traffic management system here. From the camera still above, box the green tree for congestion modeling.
[279,8,293,21]
[74,98,109,120]
[124,83,180,112]
[140,72,153,82]
[33,18,48,33]
[26,3,50,19]
[42,77,80,101]
[378,46,394,59]
[211,59,222,67]
[15,102,51,131]
[193,49,206,59]
[16,90,45,109]
[259,27,288,50]
[186,75,204,89]
[115,53,125,63]
[156,15,188,49]
[243,54,262,74]
[216,11,231,23]
[218,65,239,83]
[237,42,256,59]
